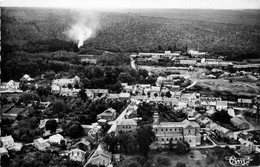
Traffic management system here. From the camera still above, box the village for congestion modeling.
[1,49,260,167]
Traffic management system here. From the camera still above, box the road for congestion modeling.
[131,59,137,70]
[85,101,138,166]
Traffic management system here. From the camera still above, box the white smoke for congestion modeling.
[66,11,99,48]
[68,24,93,47]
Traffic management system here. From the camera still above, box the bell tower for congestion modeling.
[153,111,160,125]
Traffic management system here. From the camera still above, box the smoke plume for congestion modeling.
[66,11,99,48]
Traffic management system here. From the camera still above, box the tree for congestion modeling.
[175,141,190,154]
[211,109,232,124]
[154,93,158,97]
[52,100,67,116]
[161,93,165,97]
[136,126,155,158]
[165,91,172,98]
[158,45,163,51]
[44,70,55,80]
[67,122,83,138]
[79,88,88,101]
[176,162,186,167]
[29,117,38,129]
[45,119,58,133]
[117,72,134,84]
[74,83,80,89]
[67,83,73,89]
[168,138,174,151]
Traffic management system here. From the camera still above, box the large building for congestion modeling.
[152,112,201,147]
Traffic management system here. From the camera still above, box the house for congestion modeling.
[51,85,60,94]
[197,117,211,128]
[39,118,59,129]
[150,86,161,96]
[237,98,253,108]
[210,123,234,138]
[86,123,102,144]
[49,134,65,144]
[52,76,80,87]
[70,148,86,162]
[82,125,94,135]
[74,139,91,151]
[227,108,236,117]
[98,119,107,125]
[0,80,20,91]
[124,85,134,93]
[216,101,228,111]
[132,95,148,101]
[116,119,137,134]
[20,74,34,82]
[34,138,50,150]
[86,144,112,166]
[97,108,116,121]
[206,108,216,116]
[119,92,131,99]
[0,136,14,148]
[108,94,120,99]
[150,97,163,104]
[231,117,249,130]
[0,147,8,157]
[163,97,178,106]
[152,112,201,147]
[240,140,256,154]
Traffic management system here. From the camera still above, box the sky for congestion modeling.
[1,0,260,9]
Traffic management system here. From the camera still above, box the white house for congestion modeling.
[86,144,112,166]
[0,136,14,148]
[70,148,86,162]
[34,138,50,150]
[49,134,65,144]
[116,119,137,134]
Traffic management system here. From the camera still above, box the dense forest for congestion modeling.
[1,7,260,60]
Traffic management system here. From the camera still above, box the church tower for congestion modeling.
[153,111,160,125]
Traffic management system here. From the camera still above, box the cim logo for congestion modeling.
[225,155,253,166]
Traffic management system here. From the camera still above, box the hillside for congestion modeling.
[1,7,260,59]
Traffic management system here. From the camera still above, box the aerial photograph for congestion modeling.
[0,0,260,167]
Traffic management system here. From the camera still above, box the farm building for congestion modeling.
[230,117,249,130]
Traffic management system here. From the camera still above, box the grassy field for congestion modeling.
[121,150,230,167]
[197,78,260,96]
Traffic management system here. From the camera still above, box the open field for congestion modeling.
[121,150,229,167]
[197,78,260,96]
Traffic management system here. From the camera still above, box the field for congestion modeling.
[120,150,229,167]
[198,78,260,96]
[1,7,260,60]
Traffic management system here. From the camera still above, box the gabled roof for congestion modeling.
[70,148,85,154]
[0,147,8,154]
[75,140,91,147]
[87,144,112,165]
[216,101,228,106]
[119,92,130,98]
[0,135,14,143]
[89,89,108,94]
[49,134,64,143]
[34,138,49,144]
[53,78,74,84]
[108,94,120,99]
[117,119,137,126]
[231,117,247,126]
[150,86,160,92]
